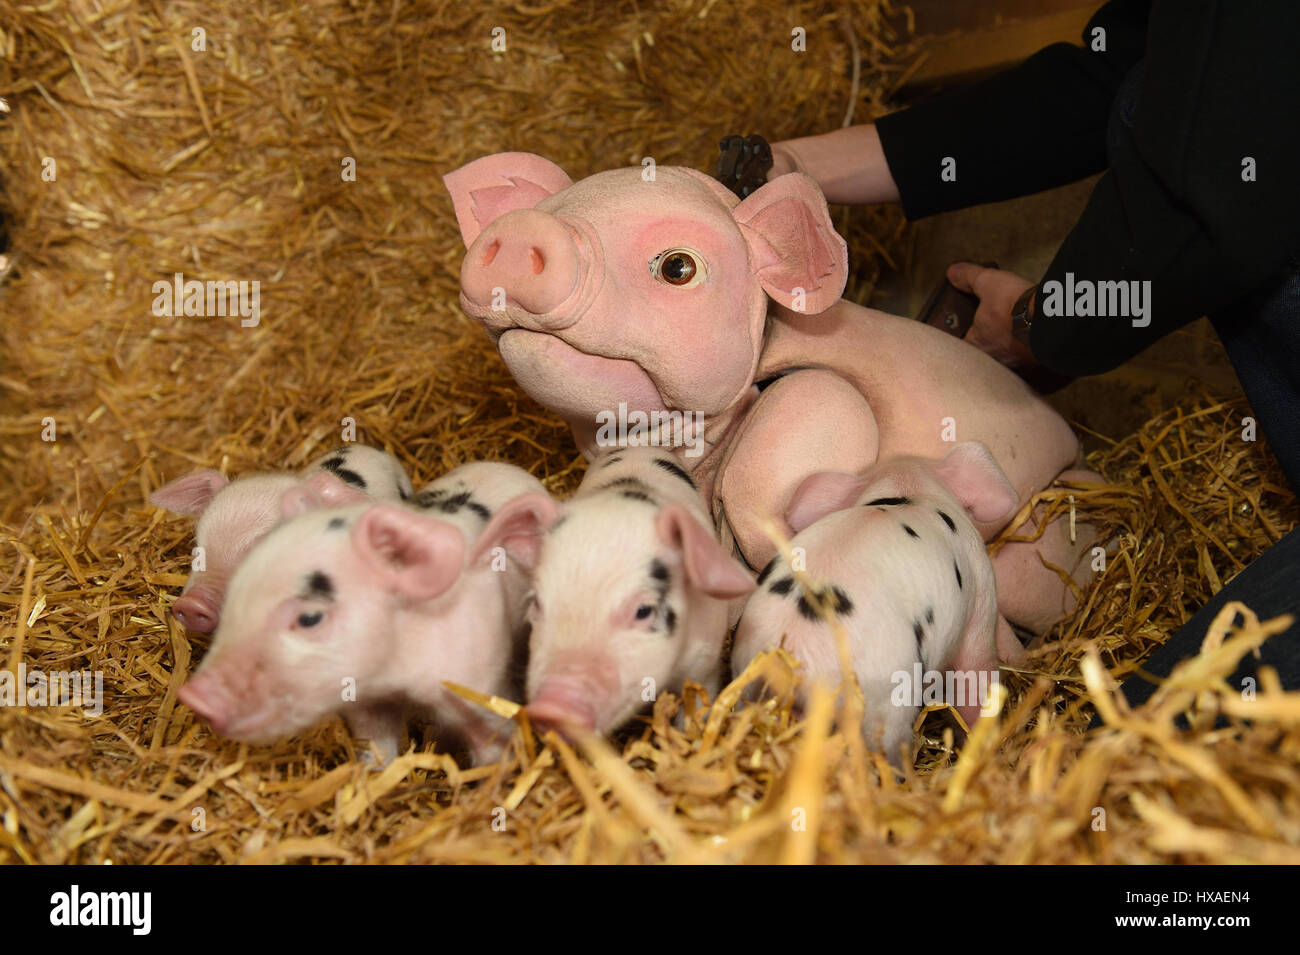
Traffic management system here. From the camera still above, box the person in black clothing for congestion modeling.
[761,0,1300,706]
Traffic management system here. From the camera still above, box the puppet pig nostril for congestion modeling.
[529,247,545,274]
[479,238,501,267]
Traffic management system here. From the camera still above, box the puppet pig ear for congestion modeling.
[733,172,848,315]
[443,152,575,247]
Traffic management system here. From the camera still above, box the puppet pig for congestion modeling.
[485,447,755,734]
[732,443,1027,768]
[178,465,550,764]
[151,444,412,632]
[444,153,1102,635]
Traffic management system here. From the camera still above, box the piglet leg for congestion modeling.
[716,369,880,571]
[990,467,1104,635]
[995,613,1026,665]
[948,613,1003,734]
[345,702,407,766]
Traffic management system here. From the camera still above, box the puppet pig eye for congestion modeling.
[634,604,656,621]
[296,610,324,628]
[650,249,703,287]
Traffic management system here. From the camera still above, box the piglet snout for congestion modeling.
[172,586,221,633]
[525,691,595,738]
[177,671,235,734]
[527,684,598,734]
[461,210,580,320]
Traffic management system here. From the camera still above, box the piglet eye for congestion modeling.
[652,250,699,287]
[635,605,656,621]
[297,611,324,628]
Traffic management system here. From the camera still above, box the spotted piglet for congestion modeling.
[300,444,414,501]
[484,447,756,735]
[731,442,1027,768]
[150,444,413,633]
[177,462,549,764]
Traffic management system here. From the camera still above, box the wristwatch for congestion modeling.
[1011,285,1036,348]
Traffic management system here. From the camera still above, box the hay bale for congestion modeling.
[2,0,1298,864]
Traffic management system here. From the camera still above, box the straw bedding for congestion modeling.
[1,0,1297,864]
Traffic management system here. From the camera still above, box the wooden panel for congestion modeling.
[896,5,1102,98]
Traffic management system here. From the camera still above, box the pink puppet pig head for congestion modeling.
[443,153,848,453]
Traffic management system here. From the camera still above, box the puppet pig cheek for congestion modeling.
[460,209,582,323]
[627,274,764,413]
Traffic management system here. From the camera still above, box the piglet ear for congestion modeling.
[352,505,466,600]
[150,469,229,515]
[733,172,848,315]
[656,505,755,599]
[786,471,868,533]
[469,492,560,570]
[443,152,574,248]
[933,442,1020,525]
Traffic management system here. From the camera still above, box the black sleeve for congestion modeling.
[875,0,1151,220]
[1030,1,1300,376]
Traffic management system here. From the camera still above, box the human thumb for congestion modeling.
[946,261,982,293]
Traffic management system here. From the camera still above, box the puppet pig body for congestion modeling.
[732,444,1026,766]
[177,462,546,764]
[151,444,413,633]
[444,153,1102,634]
[497,447,755,734]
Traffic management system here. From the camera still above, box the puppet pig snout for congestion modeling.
[460,209,583,321]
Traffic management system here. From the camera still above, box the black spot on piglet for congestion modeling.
[769,577,795,596]
[601,476,649,491]
[954,559,963,590]
[902,523,919,538]
[653,457,696,487]
[866,496,911,507]
[938,510,956,532]
[419,489,491,521]
[756,556,779,586]
[306,571,334,600]
[320,455,368,490]
[796,584,854,622]
[321,456,368,489]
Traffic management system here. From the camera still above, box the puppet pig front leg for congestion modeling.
[714,369,880,571]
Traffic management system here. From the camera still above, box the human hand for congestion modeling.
[768,142,803,180]
[946,262,1038,372]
